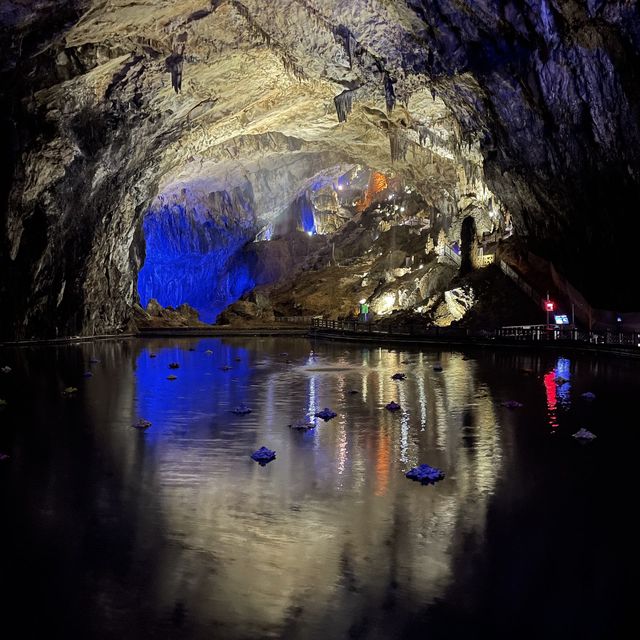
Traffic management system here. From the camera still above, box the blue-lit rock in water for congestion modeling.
[1,366,11,374]
[205,350,213,355]
[581,392,596,400]
[572,428,597,441]
[386,401,401,412]
[137,186,257,323]
[433,363,443,372]
[289,418,315,431]
[167,375,177,380]
[132,418,152,430]
[251,446,276,465]
[168,362,180,369]
[315,408,337,421]
[220,365,232,371]
[62,387,78,396]
[150,353,157,358]
[232,404,252,415]
[501,400,523,408]
[406,464,445,485]
[82,371,93,378]
[556,376,569,386]
[392,372,406,380]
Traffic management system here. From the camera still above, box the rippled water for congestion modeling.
[0,337,635,639]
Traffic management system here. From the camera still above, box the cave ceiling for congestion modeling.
[2,0,640,337]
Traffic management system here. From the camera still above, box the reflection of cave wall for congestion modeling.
[138,186,256,322]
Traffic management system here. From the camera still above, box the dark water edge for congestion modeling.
[0,337,634,639]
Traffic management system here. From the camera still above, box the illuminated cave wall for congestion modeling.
[137,187,257,323]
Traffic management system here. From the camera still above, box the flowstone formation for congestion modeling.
[2,1,639,338]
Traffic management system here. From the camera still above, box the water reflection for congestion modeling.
[544,356,572,429]
[0,339,634,638]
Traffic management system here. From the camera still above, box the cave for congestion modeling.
[1,2,638,637]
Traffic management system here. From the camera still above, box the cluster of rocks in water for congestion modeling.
[0,351,601,471]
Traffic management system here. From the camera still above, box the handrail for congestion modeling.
[310,318,640,347]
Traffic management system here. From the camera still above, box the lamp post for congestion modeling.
[545,294,554,328]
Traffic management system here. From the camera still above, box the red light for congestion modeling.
[545,301,554,311]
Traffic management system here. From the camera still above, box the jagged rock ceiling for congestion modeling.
[1,1,640,338]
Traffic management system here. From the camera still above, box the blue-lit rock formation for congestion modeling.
[138,187,256,323]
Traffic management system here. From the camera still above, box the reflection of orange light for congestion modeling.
[374,431,390,496]
[543,370,559,429]
[355,171,388,213]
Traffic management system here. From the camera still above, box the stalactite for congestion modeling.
[334,89,353,123]
[282,56,305,80]
[333,25,357,68]
[384,72,396,114]
[165,42,185,93]
[389,129,407,163]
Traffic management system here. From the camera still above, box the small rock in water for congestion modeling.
[280,352,288,356]
[555,376,569,386]
[251,446,276,465]
[386,401,401,412]
[205,350,213,355]
[168,362,180,369]
[315,408,337,421]
[62,387,78,396]
[82,371,93,378]
[406,464,445,485]
[501,400,523,409]
[0,452,10,462]
[167,375,177,380]
[220,365,232,371]
[433,363,443,372]
[1,366,11,374]
[289,419,315,431]
[149,353,157,358]
[132,418,152,430]
[234,357,242,362]
[0,398,6,408]
[89,358,100,364]
[232,404,252,415]
[401,360,410,364]
[348,389,359,395]
[581,391,596,400]
[391,372,407,380]
[572,428,597,441]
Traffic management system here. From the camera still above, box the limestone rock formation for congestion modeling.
[1,1,639,338]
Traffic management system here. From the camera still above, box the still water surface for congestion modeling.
[0,337,634,639]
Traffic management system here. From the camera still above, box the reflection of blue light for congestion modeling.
[555,357,571,408]
[134,339,252,437]
[138,201,255,323]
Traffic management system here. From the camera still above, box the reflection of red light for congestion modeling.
[543,370,559,429]
[545,301,555,311]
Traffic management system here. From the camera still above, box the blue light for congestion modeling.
[138,200,256,323]
[299,195,316,235]
[134,339,252,438]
